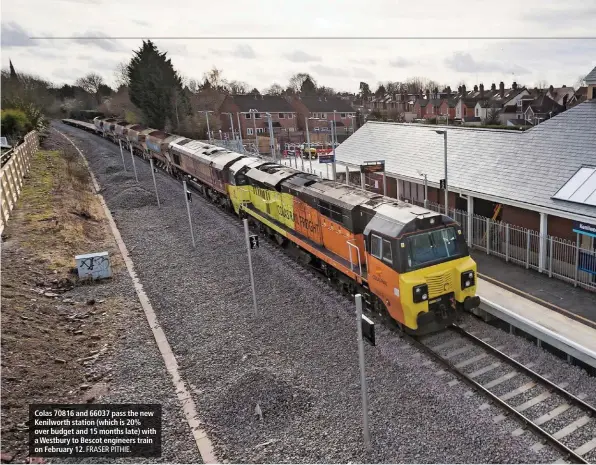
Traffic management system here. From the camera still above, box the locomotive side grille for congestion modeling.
[426,271,453,298]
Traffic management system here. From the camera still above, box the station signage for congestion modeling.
[573,221,596,238]
[360,160,385,174]
[318,153,335,164]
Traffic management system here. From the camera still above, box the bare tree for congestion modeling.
[187,79,201,94]
[288,73,317,93]
[536,80,549,90]
[75,73,105,104]
[114,61,130,88]
[264,83,284,95]
[202,66,228,92]
[228,80,248,94]
[576,75,587,88]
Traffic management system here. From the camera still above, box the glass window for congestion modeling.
[341,113,346,118]
[254,113,261,119]
[321,113,327,118]
[279,113,285,119]
[382,239,392,263]
[371,235,382,259]
[246,128,253,135]
[245,113,251,119]
[406,226,463,268]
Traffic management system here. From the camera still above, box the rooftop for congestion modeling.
[296,95,356,113]
[228,94,295,113]
[335,100,596,221]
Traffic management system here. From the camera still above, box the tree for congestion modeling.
[576,75,587,88]
[202,66,228,92]
[536,80,549,90]
[127,40,186,129]
[374,84,386,97]
[359,82,371,100]
[75,73,106,105]
[114,61,130,88]
[485,106,500,125]
[248,87,260,95]
[288,73,317,94]
[228,80,248,94]
[264,83,284,96]
[317,86,336,96]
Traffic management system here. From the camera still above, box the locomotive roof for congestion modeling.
[282,172,320,189]
[169,139,230,162]
[364,202,443,238]
[305,181,384,211]
[228,156,264,173]
[246,165,301,188]
[212,152,246,171]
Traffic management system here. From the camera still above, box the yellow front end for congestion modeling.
[398,256,478,333]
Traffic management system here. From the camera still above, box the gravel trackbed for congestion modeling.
[55,122,596,464]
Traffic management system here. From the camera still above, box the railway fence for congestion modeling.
[407,198,596,292]
[0,131,39,232]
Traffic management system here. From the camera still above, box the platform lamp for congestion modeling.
[248,109,259,154]
[202,110,214,143]
[434,129,448,215]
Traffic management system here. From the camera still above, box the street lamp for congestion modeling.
[248,109,259,154]
[348,114,356,135]
[418,171,429,208]
[235,112,244,152]
[265,112,275,160]
[202,110,214,143]
[435,129,448,215]
[221,112,236,149]
[331,110,337,181]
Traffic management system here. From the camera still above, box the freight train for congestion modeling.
[74,117,482,335]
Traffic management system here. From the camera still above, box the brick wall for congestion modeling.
[501,204,540,231]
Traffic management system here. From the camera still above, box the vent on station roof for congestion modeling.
[177,138,192,146]
[552,167,596,206]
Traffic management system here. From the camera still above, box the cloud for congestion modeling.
[350,58,376,65]
[71,31,124,52]
[285,50,321,63]
[231,44,256,59]
[352,67,375,79]
[133,19,150,26]
[445,52,530,75]
[521,6,596,24]
[1,22,37,47]
[311,64,345,77]
[389,57,411,67]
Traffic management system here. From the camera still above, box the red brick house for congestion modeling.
[218,94,297,139]
[413,99,428,118]
[289,96,356,133]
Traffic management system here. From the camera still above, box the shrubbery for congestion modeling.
[1,109,32,142]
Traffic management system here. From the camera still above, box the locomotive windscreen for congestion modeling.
[405,226,467,270]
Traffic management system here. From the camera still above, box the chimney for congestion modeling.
[458,85,462,94]
[562,84,566,88]
[491,83,496,91]
[479,83,484,98]
[474,85,478,92]
[549,85,554,94]
[461,85,466,95]
[512,81,518,90]
[425,89,430,99]
[499,82,505,98]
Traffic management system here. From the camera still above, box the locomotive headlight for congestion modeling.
[461,270,475,290]
[413,284,429,303]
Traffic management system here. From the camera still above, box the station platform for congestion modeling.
[472,251,596,327]
[476,276,596,370]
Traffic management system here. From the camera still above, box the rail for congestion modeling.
[0,131,39,232]
[477,297,596,370]
[415,326,595,464]
[347,240,363,276]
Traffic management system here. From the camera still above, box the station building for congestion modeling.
[334,65,596,291]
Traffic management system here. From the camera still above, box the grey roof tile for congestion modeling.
[336,101,596,220]
[585,65,596,83]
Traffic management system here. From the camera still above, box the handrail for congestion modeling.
[347,240,362,276]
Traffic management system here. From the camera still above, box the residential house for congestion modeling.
[218,94,297,138]
[587,65,596,100]
[438,99,457,120]
[413,98,428,118]
[568,87,588,108]
[523,94,566,125]
[547,85,575,108]
[290,95,356,133]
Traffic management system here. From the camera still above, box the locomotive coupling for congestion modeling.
[463,296,481,311]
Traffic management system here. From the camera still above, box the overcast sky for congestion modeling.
[2,0,596,93]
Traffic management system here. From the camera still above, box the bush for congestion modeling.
[1,108,32,142]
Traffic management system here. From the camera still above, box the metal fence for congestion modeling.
[407,198,596,292]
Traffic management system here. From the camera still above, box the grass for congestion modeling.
[10,147,104,273]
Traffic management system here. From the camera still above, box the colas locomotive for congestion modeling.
[93,116,481,335]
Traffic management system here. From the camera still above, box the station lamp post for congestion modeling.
[202,110,214,143]
[221,112,236,147]
[235,112,244,151]
[248,109,259,154]
[434,129,448,215]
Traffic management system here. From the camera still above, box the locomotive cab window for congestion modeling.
[370,234,382,259]
[406,226,464,270]
[172,152,181,166]
[382,239,392,263]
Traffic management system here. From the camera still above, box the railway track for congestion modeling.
[63,122,596,464]
[417,326,596,464]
